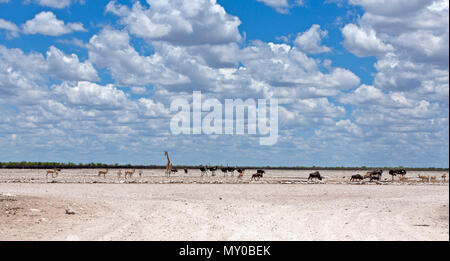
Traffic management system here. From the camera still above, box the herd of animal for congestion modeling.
[43,152,447,184]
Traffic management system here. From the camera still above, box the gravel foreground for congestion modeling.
[1,181,448,241]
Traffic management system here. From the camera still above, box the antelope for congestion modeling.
[200,166,207,177]
[430,176,436,182]
[208,166,218,176]
[117,169,122,178]
[308,171,323,181]
[442,174,447,182]
[124,169,136,179]
[138,169,143,178]
[350,174,363,182]
[418,175,429,182]
[98,168,109,178]
[46,168,61,178]
[251,171,263,181]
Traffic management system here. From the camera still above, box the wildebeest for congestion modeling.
[308,171,323,181]
[370,173,382,182]
[237,168,245,179]
[256,169,265,175]
[350,174,364,182]
[251,172,263,181]
[208,166,218,176]
[200,166,207,176]
[388,169,406,181]
[389,169,406,176]
[184,168,188,174]
[364,170,383,180]
[221,167,228,176]
[227,167,236,176]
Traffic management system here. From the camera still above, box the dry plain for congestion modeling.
[0,169,448,241]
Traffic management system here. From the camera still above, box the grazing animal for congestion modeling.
[124,169,136,179]
[237,168,245,179]
[442,174,447,182]
[430,176,436,182]
[227,167,236,176]
[389,169,406,181]
[221,167,228,177]
[171,168,178,173]
[308,171,323,181]
[364,170,383,180]
[138,169,143,178]
[46,168,61,178]
[164,151,173,177]
[389,169,406,176]
[184,168,188,174]
[117,169,122,178]
[399,176,408,182]
[200,166,207,177]
[369,173,382,182]
[207,166,218,176]
[257,169,265,175]
[350,174,364,182]
[418,174,429,182]
[98,168,109,178]
[251,173,263,181]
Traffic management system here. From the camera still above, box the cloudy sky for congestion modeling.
[0,0,448,167]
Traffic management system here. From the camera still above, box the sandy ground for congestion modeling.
[0,169,448,241]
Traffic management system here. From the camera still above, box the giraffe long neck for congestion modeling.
[166,154,171,164]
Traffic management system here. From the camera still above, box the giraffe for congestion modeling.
[164,151,173,177]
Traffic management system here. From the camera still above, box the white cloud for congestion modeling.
[88,28,189,86]
[54,81,128,108]
[22,11,86,36]
[256,0,304,13]
[106,0,242,46]
[294,24,331,54]
[341,23,394,57]
[0,18,19,38]
[46,46,99,82]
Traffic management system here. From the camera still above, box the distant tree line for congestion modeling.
[0,162,447,171]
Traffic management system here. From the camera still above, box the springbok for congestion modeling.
[442,174,447,182]
[418,175,429,182]
[117,169,122,178]
[430,176,437,182]
[138,169,143,178]
[124,169,136,179]
[98,168,109,178]
[46,168,61,179]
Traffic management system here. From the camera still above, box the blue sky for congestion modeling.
[0,0,448,167]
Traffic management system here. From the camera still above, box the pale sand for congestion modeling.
[1,172,448,241]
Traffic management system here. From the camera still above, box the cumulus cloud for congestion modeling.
[22,11,86,36]
[0,18,19,38]
[46,46,99,82]
[341,23,394,57]
[88,28,189,86]
[106,0,242,46]
[294,24,331,54]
